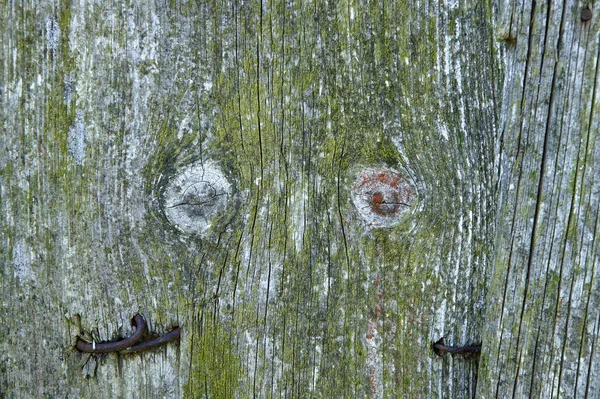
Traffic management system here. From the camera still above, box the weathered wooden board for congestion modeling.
[479,2,600,398]
[1,0,503,398]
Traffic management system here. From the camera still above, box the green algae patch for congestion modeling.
[184,321,243,398]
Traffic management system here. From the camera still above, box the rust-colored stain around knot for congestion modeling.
[352,168,414,228]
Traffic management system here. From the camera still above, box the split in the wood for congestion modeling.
[432,337,481,357]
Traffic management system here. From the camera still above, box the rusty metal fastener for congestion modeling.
[76,314,147,353]
[432,337,481,356]
[581,8,592,22]
[76,314,181,354]
[122,326,181,353]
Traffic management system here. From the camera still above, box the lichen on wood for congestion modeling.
[0,0,504,398]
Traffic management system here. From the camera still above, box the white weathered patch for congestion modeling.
[63,72,76,109]
[46,17,60,51]
[365,317,383,398]
[68,110,87,165]
[13,239,31,281]
[438,124,449,141]
[164,161,231,235]
[364,273,385,398]
[177,115,192,140]
[290,187,307,253]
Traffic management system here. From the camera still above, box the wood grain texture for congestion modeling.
[0,1,500,398]
[479,1,600,398]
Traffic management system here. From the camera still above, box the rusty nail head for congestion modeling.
[581,8,592,22]
[432,337,481,357]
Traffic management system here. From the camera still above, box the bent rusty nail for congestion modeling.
[433,337,481,356]
[76,314,147,353]
[122,326,181,353]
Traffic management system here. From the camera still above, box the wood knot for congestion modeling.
[163,161,231,235]
[351,168,414,228]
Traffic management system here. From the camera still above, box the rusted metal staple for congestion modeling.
[122,326,181,353]
[76,314,147,353]
[76,314,180,354]
[433,337,481,356]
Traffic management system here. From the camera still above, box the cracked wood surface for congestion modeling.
[479,1,600,398]
[6,0,598,398]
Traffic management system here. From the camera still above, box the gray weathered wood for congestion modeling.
[14,0,598,398]
[478,1,600,398]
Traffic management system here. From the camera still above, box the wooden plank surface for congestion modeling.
[479,1,600,398]
[1,1,500,397]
